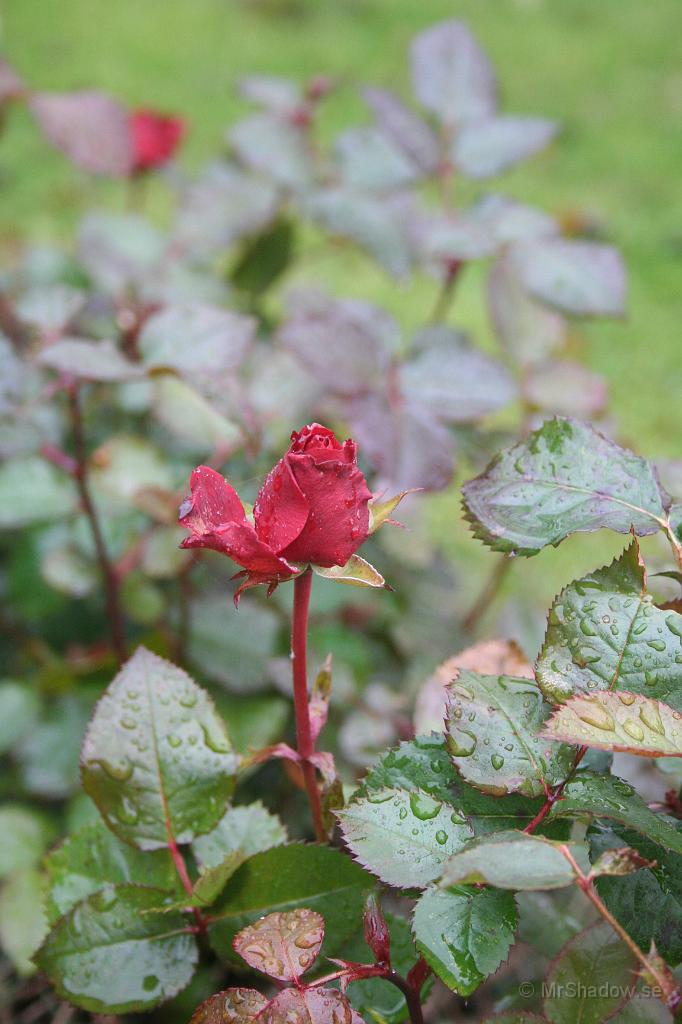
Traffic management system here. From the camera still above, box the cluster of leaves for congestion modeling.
[3,14,679,1024]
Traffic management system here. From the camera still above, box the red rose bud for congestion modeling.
[130,109,184,173]
[179,423,371,601]
[363,894,390,966]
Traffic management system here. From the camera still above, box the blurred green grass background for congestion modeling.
[2,0,681,636]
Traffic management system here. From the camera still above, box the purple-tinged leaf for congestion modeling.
[334,126,419,190]
[233,909,324,982]
[229,113,313,191]
[277,289,397,394]
[511,239,627,317]
[237,75,302,115]
[419,210,497,264]
[462,418,668,556]
[410,20,497,127]
[258,987,365,1024]
[363,86,440,173]
[542,691,682,758]
[401,326,516,422]
[78,212,165,295]
[173,163,279,257]
[488,252,566,364]
[37,338,142,382]
[139,303,255,384]
[346,391,456,491]
[472,194,558,245]
[305,186,412,278]
[30,91,133,177]
[16,284,85,333]
[453,115,558,179]
[524,360,608,418]
[191,988,268,1024]
[0,59,24,102]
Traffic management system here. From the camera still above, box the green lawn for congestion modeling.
[2,0,681,631]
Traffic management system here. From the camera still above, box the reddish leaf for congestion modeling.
[257,987,365,1024]
[30,91,133,176]
[233,909,324,982]
[191,988,268,1024]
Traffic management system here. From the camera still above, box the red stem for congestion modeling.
[292,569,325,842]
[67,385,127,666]
[524,745,588,835]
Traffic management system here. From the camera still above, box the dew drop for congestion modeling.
[490,753,505,770]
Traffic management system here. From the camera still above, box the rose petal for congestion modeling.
[280,454,371,567]
[254,457,309,553]
[183,520,297,577]
[179,465,246,538]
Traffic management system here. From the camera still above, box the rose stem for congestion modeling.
[461,556,512,635]
[291,568,326,842]
[385,971,426,1024]
[560,845,680,1011]
[429,259,460,324]
[68,384,127,666]
[523,745,588,835]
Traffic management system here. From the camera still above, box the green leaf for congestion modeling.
[89,435,173,512]
[589,821,682,966]
[368,490,416,534]
[336,788,473,889]
[190,988,268,1024]
[445,671,574,798]
[44,819,178,925]
[193,802,287,869]
[517,888,597,959]
[189,597,280,693]
[358,735,570,839]
[0,805,55,878]
[153,853,247,913]
[0,681,40,754]
[207,845,374,963]
[138,303,254,381]
[0,456,77,528]
[542,691,682,756]
[36,884,198,1013]
[230,217,295,296]
[151,376,241,452]
[18,694,91,798]
[336,125,418,190]
[550,773,682,855]
[313,554,389,589]
[462,418,667,556]
[0,869,47,976]
[611,996,674,1024]
[543,922,636,1024]
[479,1016,547,1024]
[306,186,411,278]
[81,646,237,851]
[440,832,590,890]
[413,886,517,996]
[536,543,682,710]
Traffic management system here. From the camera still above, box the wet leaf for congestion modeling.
[550,773,682,855]
[415,639,532,735]
[543,691,682,757]
[233,908,323,981]
[30,91,133,176]
[413,886,517,995]
[453,115,557,179]
[190,988,268,1024]
[445,671,574,798]
[208,845,373,963]
[543,923,636,1024]
[259,987,365,1024]
[229,113,312,191]
[193,803,287,870]
[440,832,590,890]
[536,542,682,710]
[511,239,627,317]
[44,819,178,925]
[313,554,388,590]
[336,787,473,889]
[139,303,254,383]
[358,735,570,839]
[35,884,198,1013]
[335,126,419,190]
[462,418,668,555]
[410,20,497,127]
[81,646,237,850]
[589,821,682,966]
